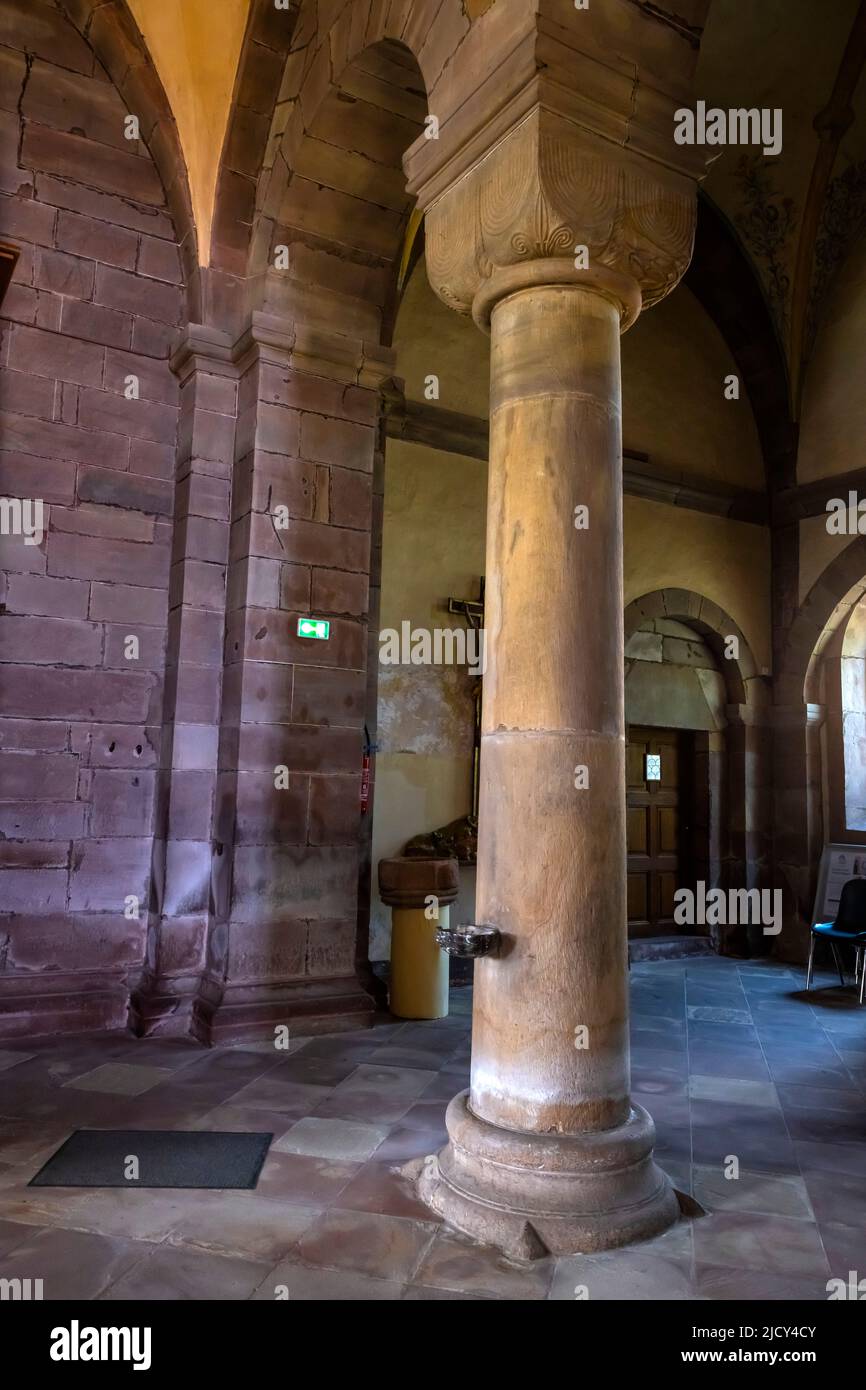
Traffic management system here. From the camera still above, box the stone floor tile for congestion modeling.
[310,1088,422,1125]
[100,1243,271,1301]
[264,1055,366,1089]
[0,961,860,1302]
[332,1064,438,1096]
[293,1038,380,1066]
[253,1151,360,1205]
[228,1037,311,1056]
[0,1215,41,1257]
[695,1263,828,1300]
[219,1076,332,1117]
[252,1260,405,1300]
[819,1220,866,1275]
[332,1158,443,1223]
[368,1045,458,1071]
[412,1227,553,1300]
[663,1162,693,1194]
[293,1209,437,1280]
[414,1071,469,1101]
[802,1168,866,1225]
[775,1083,865,1114]
[693,1211,830,1277]
[829,1031,866,1054]
[686,991,750,1012]
[396,1022,467,1050]
[373,1124,448,1164]
[0,1186,215,1242]
[0,1224,153,1300]
[164,1194,321,1263]
[0,1116,75,1166]
[688,1075,780,1107]
[686,1020,759,1047]
[687,1006,752,1025]
[686,1049,771,1081]
[632,1069,688,1098]
[62,1063,173,1096]
[767,1058,859,1091]
[0,1050,35,1072]
[794,1138,866,1179]
[692,1165,814,1219]
[784,1110,866,1146]
[549,1250,697,1301]
[690,1132,799,1176]
[273,1116,390,1162]
[402,1284,494,1299]
[189,1103,296,1140]
[398,1097,451,1130]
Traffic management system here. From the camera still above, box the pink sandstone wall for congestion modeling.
[0,0,184,1030]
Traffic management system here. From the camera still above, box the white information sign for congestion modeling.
[812,843,866,926]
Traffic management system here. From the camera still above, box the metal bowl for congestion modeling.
[435,923,501,958]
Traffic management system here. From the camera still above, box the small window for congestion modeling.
[645,754,661,782]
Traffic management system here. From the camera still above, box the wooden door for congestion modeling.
[626,727,692,937]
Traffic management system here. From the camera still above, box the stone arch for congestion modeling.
[250,39,430,345]
[773,540,866,942]
[208,0,299,283]
[210,0,465,274]
[819,595,866,842]
[56,0,197,309]
[624,587,758,706]
[778,536,866,705]
[685,192,795,490]
[211,0,473,332]
[624,588,770,954]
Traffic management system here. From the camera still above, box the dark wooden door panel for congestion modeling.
[626,726,693,938]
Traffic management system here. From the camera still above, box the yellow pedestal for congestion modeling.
[390,904,450,1019]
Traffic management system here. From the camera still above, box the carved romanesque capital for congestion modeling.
[415,107,698,332]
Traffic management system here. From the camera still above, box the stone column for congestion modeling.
[129,325,238,1036]
[406,95,702,1255]
[191,311,393,1043]
[725,696,773,955]
[475,277,632,1139]
[772,700,815,962]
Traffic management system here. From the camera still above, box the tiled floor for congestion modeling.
[0,957,865,1300]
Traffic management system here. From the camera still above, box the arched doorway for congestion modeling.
[775,538,866,954]
[624,589,769,953]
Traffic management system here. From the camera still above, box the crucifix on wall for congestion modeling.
[402,577,485,865]
[448,577,485,825]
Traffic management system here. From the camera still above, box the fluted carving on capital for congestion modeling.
[424,111,697,328]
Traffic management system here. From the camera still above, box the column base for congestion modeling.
[189,974,377,1045]
[128,978,197,1038]
[414,1091,680,1260]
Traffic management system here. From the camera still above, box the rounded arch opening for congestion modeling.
[248,36,428,346]
[624,589,768,954]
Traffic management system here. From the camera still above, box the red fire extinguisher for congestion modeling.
[361,726,376,814]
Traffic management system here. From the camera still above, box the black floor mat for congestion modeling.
[28,1129,273,1189]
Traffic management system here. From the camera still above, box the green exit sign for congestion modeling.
[297,617,330,640]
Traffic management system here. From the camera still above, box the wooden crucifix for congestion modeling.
[448,577,485,824]
[403,578,485,864]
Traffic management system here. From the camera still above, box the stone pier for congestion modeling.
[404,22,706,1256]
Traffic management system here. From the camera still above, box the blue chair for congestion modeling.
[807,878,866,1003]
